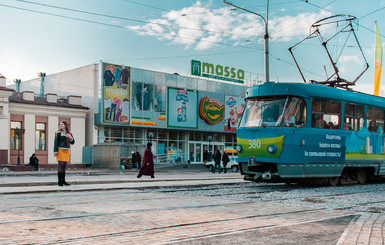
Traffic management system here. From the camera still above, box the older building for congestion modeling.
[0,74,88,165]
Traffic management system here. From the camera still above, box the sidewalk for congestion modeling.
[0,166,245,194]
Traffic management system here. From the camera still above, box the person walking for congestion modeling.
[54,120,75,186]
[131,151,137,169]
[212,149,222,174]
[137,142,155,178]
[203,146,209,164]
[222,151,230,173]
[136,151,141,170]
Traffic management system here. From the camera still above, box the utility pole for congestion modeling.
[223,0,270,83]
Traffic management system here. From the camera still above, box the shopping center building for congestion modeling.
[5,61,246,166]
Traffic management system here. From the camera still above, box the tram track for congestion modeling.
[3,204,343,244]
[3,182,385,213]
[1,182,383,244]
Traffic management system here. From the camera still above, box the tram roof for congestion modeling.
[246,82,385,108]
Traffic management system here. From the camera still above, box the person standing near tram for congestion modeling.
[222,151,230,173]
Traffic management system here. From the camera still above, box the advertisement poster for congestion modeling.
[103,63,130,123]
[167,88,198,128]
[224,96,245,131]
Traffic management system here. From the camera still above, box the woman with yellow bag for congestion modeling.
[54,121,75,186]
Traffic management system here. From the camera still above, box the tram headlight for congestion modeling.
[236,144,243,153]
[267,144,277,154]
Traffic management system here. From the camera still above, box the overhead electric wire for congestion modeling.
[302,0,385,39]
[0,2,262,51]
[4,0,338,81]
[360,6,385,20]
[16,0,263,40]
[123,0,168,12]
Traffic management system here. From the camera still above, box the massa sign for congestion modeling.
[191,60,244,84]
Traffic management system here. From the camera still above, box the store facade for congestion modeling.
[97,62,246,164]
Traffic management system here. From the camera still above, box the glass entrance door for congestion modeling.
[188,141,224,163]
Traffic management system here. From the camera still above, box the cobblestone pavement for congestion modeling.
[0,168,383,244]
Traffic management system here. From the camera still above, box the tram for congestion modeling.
[236,82,385,185]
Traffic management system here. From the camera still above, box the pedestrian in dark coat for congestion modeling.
[212,150,222,173]
[136,151,141,169]
[137,142,155,178]
[222,151,230,173]
[54,120,75,186]
[29,153,39,171]
[203,146,209,164]
[131,151,137,169]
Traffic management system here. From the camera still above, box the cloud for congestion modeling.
[339,55,362,64]
[127,1,330,50]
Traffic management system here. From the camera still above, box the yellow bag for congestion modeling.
[56,149,70,162]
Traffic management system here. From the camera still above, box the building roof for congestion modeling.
[0,86,14,92]
[9,92,89,110]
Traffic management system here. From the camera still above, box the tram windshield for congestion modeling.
[239,96,306,128]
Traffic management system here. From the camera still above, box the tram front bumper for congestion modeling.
[239,161,279,180]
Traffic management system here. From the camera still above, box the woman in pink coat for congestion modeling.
[137,142,155,178]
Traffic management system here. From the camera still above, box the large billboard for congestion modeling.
[167,88,198,128]
[103,63,130,124]
[224,96,245,131]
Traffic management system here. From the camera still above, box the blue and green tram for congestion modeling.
[236,82,385,185]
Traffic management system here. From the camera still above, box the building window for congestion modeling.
[10,121,22,150]
[35,123,46,151]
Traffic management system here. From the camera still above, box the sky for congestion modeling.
[1,0,385,95]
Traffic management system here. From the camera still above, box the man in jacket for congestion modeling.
[212,150,222,174]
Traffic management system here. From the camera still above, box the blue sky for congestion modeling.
[1,0,385,94]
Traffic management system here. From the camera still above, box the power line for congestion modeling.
[360,6,385,20]
[302,0,385,39]
[0,3,255,50]
[17,0,262,40]
[123,0,168,12]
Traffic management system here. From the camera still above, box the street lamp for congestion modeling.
[15,127,25,166]
[14,79,21,93]
[148,132,154,142]
[223,0,270,83]
[208,136,213,161]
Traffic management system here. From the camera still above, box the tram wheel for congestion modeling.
[329,177,341,186]
[357,169,368,184]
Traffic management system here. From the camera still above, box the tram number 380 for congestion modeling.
[248,139,261,149]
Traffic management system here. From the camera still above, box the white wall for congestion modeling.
[10,103,87,165]
[0,90,13,163]
[7,63,98,146]
[23,114,35,163]
[70,117,86,164]
[48,116,58,164]
[0,99,10,150]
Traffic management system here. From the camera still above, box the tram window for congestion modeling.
[344,103,364,131]
[311,99,341,129]
[367,107,384,133]
[239,96,306,128]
